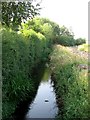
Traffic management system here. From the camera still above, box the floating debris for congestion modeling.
[45,99,49,102]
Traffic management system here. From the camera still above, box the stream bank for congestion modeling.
[50,45,88,119]
[13,64,58,120]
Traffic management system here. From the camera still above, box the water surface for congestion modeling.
[25,67,58,119]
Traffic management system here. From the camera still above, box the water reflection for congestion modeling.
[25,68,58,119]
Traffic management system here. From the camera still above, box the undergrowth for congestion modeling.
[50,45,89,120]
[2,27,51,119]
[78,44,90,52]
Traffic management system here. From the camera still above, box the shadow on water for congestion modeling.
[13,63,58,120]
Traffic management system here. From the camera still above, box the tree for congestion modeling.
[1,0,41,28]
[20,17,61,42]
[57,25,75,46]
[75,38,86,45]
[58,35,75,46]
[60,25,74,37]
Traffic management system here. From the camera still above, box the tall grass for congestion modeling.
[50,45,89,119]
[2,27,51,119]
[78,44,90,52]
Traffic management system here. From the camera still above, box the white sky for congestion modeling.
[39,0,89,40]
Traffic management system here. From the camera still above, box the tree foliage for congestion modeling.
[58,35,75,46]
[60,25,74,37]
[75,38,86,45]
[2,0,41,27]
[20,17,61,44]
[56,25,75,46]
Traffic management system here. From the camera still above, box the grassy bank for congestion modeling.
[2,27,51,119]
[50,45,89,119]
[78,44,90,52]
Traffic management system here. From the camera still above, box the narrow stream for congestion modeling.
[25,67,58,119]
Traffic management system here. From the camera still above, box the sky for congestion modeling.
[39,0,89,40]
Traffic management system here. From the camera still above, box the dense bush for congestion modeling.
[75,38,86,45]
[20,17,60,45]
[20,28,51,61]
[2,28,33,119]
[57,35,75,46]
[56,25,76,46]
[50,45,88,119]
[2,27,51,119]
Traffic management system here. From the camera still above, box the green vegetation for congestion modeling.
[2,1,41,28]
[19,17,60,45]
[2,25,52,119]
[20,17,87,46]
[78,43,90,52]
[2,13,88,119]
[75,38,86,46]
[1,0,88,119]
[57,25,75,46]
[50,45,89,119]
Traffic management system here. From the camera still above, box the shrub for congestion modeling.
[57,35,75,46]
[75,38,86,45]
